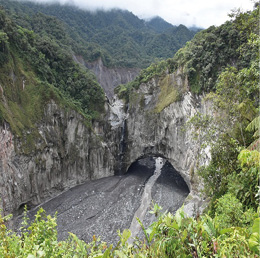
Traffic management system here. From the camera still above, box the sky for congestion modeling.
[24,0,255,28]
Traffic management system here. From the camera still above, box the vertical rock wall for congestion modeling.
[121,72,212,214]
[74,56,140,99]
[0,101,121,217]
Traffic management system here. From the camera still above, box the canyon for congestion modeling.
[0,67,211,237]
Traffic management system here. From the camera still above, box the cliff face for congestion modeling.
[0,101,122,216]
[0,68,211,217]
[120,70,212,214]
[74,57,140,99]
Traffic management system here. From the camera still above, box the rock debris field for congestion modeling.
[15,157,189,245]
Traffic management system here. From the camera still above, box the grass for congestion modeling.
[154,73,185,113]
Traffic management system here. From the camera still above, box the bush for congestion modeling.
[214,193,244,229]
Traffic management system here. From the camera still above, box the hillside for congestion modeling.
[0,0,197,68]
[0,6,105,139]
[146,16,175,33]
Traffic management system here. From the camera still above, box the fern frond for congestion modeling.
[246,116,260,132]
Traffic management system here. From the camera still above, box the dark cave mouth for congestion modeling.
[126,156,190,194]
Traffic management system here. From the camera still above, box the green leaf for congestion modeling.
[219,228,233,235]
[252,217,260,234]
[249,232,260,253]
[171,221,179,230]
[114,250,128,258]
[165,214,172,227]
[175,208,184,228]
[181,229,188,242]
[102,249,111,258]
[37,250,45,257]
[122,229,131,244]
[203,215,217,237]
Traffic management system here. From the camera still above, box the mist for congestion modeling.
[17,0,254,28]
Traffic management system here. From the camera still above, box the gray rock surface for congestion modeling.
[74,56,140,99]
[0,101,121,218]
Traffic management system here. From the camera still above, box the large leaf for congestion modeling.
[249,218,260,253]
[249,232,260,253]
[203,215,217,237]
[252,217,260,234]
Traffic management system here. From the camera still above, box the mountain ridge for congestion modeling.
[0,0,197,68]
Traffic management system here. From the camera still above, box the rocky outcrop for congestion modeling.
[74,56,140,99]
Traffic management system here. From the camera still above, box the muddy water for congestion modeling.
[15,158,189,245]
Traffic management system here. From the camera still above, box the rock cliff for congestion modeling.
[0,68,211,218]
[74,56,140,99]
[119,70,212,214]
[0,101,121,217]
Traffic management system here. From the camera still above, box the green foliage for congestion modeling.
[232,149,260,209]
[246,115,260,150]
[154,73,184,113]
[249,217,260,254]
[172,6,259,94]
[192,57,259,210]
[115,58,176,103]
[187,6,259,214]
[146,16,174,33]
[140,205,258,257]
[1,204,258,257]
[0,6,105,136]
[117,5,259,113]
[214,193,245,229]
[0,3,258,258]
[0,0,196,69]
[0,29,9,65]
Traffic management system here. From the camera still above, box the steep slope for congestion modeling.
[0,6,202,217]
[0,0,199,98]
[117,4,259,214]
[0,5,259,258]
[82,57,140,99]
[0,8,117,216]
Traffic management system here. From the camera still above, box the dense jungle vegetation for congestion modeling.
[0,1,259,257]
[0,5,105,137]
[0,0,197,68]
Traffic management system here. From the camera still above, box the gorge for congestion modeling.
[0,1,259,256]
[0,2,212,238]
[0,64,211,243]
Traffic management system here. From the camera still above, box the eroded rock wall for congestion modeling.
[120,72,212,214]
[0,101,121,217]
[0,68,211,218]
[75,56,140,99]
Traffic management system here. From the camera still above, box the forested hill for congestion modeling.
[145,16,175,33]
[0,0,197,68]
[0,4,106,143]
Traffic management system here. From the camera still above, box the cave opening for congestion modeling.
[126,155,190,215]
[17,201,34,216]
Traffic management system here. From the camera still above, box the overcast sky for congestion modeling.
[25,0,255,28]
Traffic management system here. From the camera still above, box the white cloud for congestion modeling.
[21,0,255,28]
